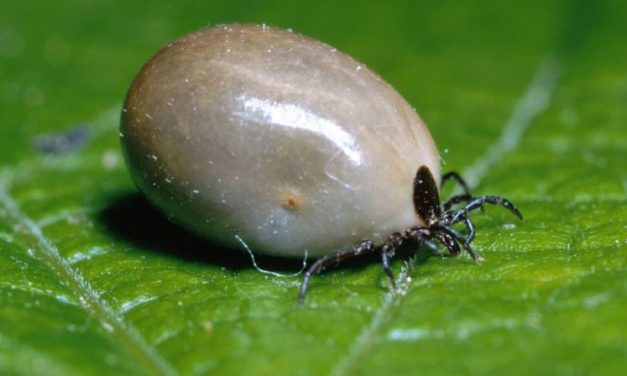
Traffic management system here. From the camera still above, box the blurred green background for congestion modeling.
[0,0,625,375]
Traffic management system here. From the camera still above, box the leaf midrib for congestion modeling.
[0,181,177,376]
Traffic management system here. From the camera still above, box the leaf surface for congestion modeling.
[1,1,625,375]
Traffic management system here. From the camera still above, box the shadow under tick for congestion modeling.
[97,192,316,272]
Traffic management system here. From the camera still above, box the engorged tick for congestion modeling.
[119,24,523,303]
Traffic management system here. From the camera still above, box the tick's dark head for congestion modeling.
[413,165,442,225]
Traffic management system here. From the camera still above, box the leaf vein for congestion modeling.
[0,184,177,376]
[328,57,561,376]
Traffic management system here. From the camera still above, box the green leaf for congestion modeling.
[1,1,625,375]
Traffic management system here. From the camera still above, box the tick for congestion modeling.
[120,24,522,302]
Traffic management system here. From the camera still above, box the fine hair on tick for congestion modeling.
[297,166,522,303]
[235,234,309,278]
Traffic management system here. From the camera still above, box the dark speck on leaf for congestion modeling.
[32,124,92,156]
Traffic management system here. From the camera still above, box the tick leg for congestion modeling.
[380,232,406,292]
[463,216,476,245]
[434,231,460,256]
[422,238,444,255]
[440,173,483,213]
[381,248,397,291]
[406,228,442,255]
[450,195,523,223]
[298,240,374,303]
[460,241,483,263]
[441,171,471,196]
[440,224,469,245]
[442,193,473,211]
[440,225,483,262]
[440,214,476,246]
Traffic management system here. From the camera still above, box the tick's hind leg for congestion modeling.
[441,171,471,196]
[298,240,374,303]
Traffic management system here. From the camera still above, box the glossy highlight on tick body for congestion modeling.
[120,24,522,301]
